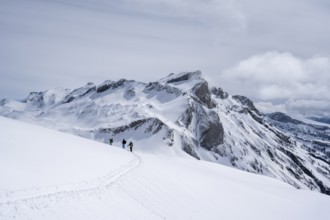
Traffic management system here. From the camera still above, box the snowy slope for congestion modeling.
[0,116,136,201]
[1,116,330,220]
[1,71,330,195]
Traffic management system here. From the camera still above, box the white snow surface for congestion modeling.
[1,116,329,220]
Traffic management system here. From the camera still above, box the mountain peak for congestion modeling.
[158,70,202,84]
[268,112,302,124]
[232,95,260,114]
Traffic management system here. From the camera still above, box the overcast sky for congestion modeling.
[1,0,330,116]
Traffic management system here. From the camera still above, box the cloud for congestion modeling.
[222,51,330,100]
[286,99,330,116]
[221,51,330,115]
[256,99,330,117]
[1,0,330,110]
[223,52,306,83]
[254,101,286,114]
[123,0,247,31]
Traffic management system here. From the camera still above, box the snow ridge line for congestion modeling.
[0,152,142,205]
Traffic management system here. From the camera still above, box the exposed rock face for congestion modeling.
[23,92,45,108]
[178,104,194,130]
[167,73,191,84]
[269,112,302,124]
[0,99,7,106]
[192,82,215,108]
[96,79,128,93]
[232,95,260,114]
[181,134,200,160]
[164,129,175,146]
[166,70,201,84]
[211,87,229,99]
[143,82,182,102]
[199,111,224,150]
[124,87,136,100]
[63,83,96,103]
[144,82,181,96]
[177,101,224,151]
[99,118,165,135]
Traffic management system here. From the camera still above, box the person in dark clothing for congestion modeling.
[128,141,133,152]
[109,138,113,145]
[122,139,127,149]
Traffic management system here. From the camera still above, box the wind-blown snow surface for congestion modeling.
[1,117,329,220]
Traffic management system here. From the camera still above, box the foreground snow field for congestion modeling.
[1,116,329,220]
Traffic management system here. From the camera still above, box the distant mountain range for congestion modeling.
[1,71,330,195]
[308,116,330,125]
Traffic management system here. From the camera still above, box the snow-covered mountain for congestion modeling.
[1,71,330,195]
[267,112,330,157]
[2,116,330,220]
[308,115,330,125]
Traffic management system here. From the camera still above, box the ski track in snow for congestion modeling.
[0,152,141,207]
[115,156,167,220]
